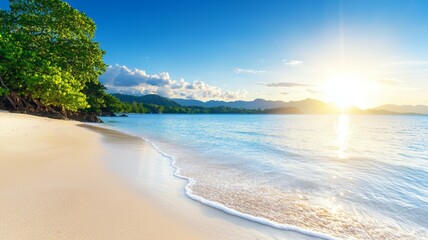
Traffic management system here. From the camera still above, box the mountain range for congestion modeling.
[374,104,428,115]
[173,98,343,114]
[174,97,428,114]
[113,93,180,107]
[113,93,427,115]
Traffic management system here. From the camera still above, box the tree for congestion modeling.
[0,0,106,111]
[102,93,124,113]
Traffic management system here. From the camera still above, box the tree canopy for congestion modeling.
[0,0,106,111]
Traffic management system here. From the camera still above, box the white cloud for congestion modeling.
[99,64,247,100]
[233,68,266,74]
[257,82,312,87]
[283,59,303,66]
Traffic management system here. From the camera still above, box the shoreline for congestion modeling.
[0,112,201,239]
[96,114,426,240]
[0,112,320,240]
[93,117,321,240]
[93,121,333,240]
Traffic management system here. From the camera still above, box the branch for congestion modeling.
[0,76,9,90]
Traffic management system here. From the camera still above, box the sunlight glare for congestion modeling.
[336,114,349,159]
[324,74,371,109]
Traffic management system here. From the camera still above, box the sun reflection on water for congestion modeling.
[336,114,349,159]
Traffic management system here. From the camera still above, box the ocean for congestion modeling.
[101,114,428,239]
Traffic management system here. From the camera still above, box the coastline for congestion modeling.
[96,114,427,240]
[93,116,321,240]
[0,112,201,239]
[94,122,332,240]
[0,112,322,240]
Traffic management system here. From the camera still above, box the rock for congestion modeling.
[99,111,117,117]
[119,113,128,117]
[0,93,103,123]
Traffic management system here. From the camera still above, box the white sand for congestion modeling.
[0,112,201,239]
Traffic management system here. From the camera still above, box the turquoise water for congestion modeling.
[102,114,428,239]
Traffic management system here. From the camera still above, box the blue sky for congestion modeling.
[2,0,428,107]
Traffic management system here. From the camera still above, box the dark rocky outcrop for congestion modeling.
[98,112,128,117]
[0,92,102,122]
[99,111,117,117]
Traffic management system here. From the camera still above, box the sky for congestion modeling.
[1,0,428,108]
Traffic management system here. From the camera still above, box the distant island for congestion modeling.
[173,97,428,114]
[104,93,427,116]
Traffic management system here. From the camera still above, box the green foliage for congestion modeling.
[0,0,106,111]
[84,81,107,113]
[130,102,150,113]
[109,94,267,114]
[103,93,129,113]
[102,94,303,115]
[112,93,180,107]
[0,87,9,96]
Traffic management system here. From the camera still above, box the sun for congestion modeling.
[324,74,371,110]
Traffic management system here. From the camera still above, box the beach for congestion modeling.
[0,112,201,240]
[2,112,424,240]
[0,112,308,240]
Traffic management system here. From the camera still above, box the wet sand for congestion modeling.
[0,112,201,240]
[0,112,319,240]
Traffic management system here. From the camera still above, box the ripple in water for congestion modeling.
[103,114,428,239]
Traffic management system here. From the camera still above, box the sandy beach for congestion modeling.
[0,112,320,240]
[0,112,201,240]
